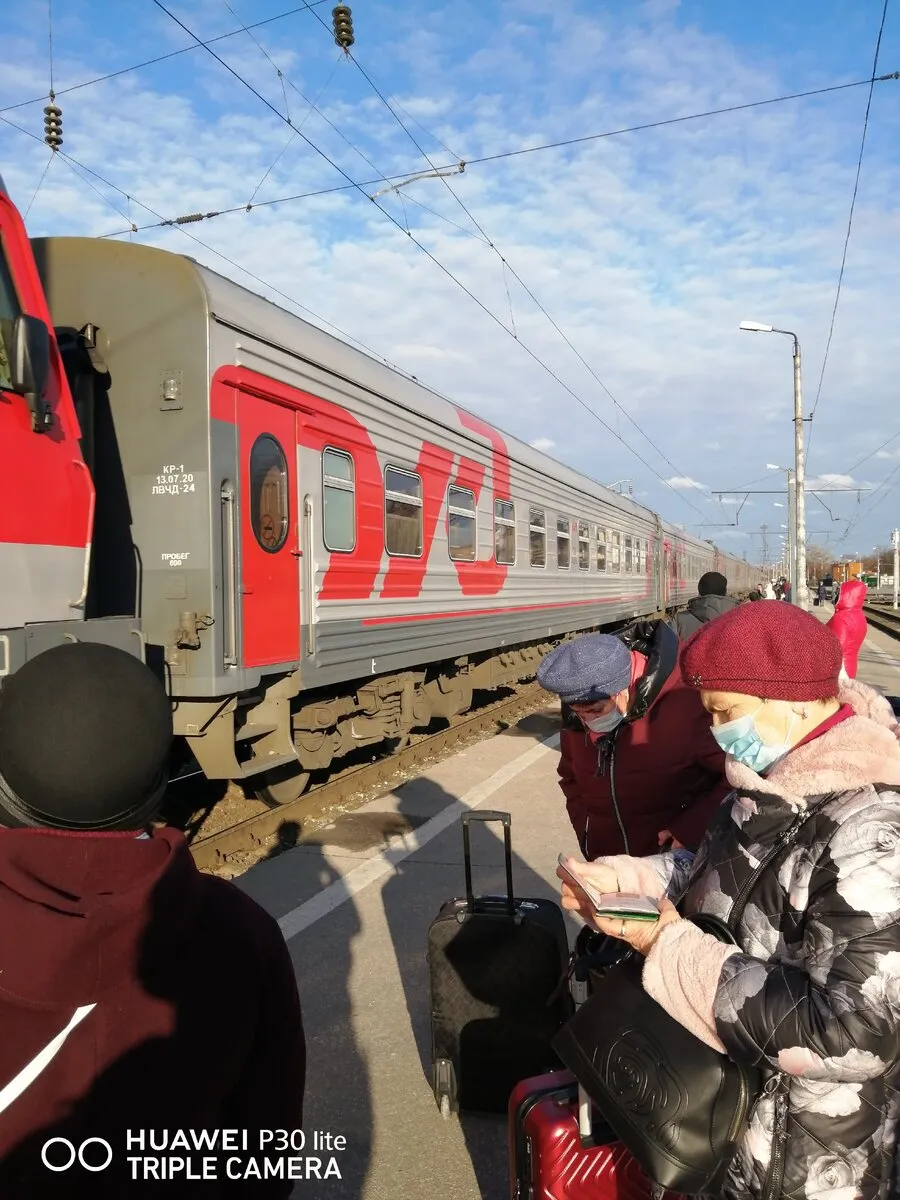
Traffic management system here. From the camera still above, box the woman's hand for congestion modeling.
[593,897,682,955]
[556,856,619,925]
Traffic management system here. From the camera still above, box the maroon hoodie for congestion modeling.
[0,827,305,1197]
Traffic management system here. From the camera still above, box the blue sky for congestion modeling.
[2,0,899,568]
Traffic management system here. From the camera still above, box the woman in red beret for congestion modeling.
[559,601,900,1200]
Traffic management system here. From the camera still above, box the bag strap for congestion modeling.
[0,1003,96,1116]
[726,793,835,935]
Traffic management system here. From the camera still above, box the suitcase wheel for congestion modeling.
[432,1058,458,1119]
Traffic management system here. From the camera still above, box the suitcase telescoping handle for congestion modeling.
[461,810,515,915]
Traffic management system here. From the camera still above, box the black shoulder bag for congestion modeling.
[552,804,823,1196]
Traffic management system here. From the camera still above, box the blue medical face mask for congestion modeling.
[583,706,625,736]
[711,705,796,773]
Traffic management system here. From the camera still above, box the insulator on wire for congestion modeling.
[332,5,354,50]
[43,98,63,151]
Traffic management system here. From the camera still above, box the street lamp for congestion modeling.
[766,463,797,605]
[743,323,808,609]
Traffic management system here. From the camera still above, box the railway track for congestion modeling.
[863,603,900,640]
[186,682,555,874]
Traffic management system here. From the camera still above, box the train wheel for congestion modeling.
[254,765,311,807]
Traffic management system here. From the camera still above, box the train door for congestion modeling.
[237,392,300,668]
[661,541,671,608]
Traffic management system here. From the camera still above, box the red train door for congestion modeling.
[237,392,300,668]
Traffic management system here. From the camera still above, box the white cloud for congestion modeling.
[666,476,707,491]
[1,0,897,554]
[807,474,862,490]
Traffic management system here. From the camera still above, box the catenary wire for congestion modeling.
[24,153,54,219]
[342,45,714,496]
[841,429,900,477]
[0,3,329,114]
[247,52,344,207]
[47,0,55,95]
[807,0,891,462]
[75,70,899,238]
[149,1,713,520]
[0,111,419,374]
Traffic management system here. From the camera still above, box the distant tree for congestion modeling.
[806,543,832,578]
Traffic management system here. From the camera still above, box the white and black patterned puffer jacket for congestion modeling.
[653,680,900,1200]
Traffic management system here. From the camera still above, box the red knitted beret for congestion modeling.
[680,601,843,701]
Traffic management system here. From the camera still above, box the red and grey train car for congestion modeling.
[1,191,752,802]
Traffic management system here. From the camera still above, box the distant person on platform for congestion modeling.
[817,580,827,606]
[670,571,740,640]
[0,643,306,1196]
[536,624,730,858]
[826,578,868,681]
[782,578,792,603]
[763,580,777,600]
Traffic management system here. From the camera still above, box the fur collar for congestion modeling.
[726,679,900,807]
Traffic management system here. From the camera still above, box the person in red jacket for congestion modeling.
[825,578,868,679]
[536,621,730,859]
[0,643,305,1197]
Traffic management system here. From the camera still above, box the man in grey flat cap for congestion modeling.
[537,621,728,859]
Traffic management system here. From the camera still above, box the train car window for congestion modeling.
[596,528,607,572]
[249,434,290,553]
[0,239,23,390]
[385,466,423,557]
[578,522,590,570]
[647,540,653,575]
[529,507,546,567]
[494,499,516,565]
[322,448,356,552]
[624,535,633,573]
[448,485,476,562]
[556,516,571,569]
[610,531,621,571]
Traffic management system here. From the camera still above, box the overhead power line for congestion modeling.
[337,37,712,509]
[808,0,891,447]
[149,0,716,521]
[69,67,899,239]
[0,3,329,114]
[0,111,420,376]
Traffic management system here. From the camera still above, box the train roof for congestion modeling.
[34,235,729,556]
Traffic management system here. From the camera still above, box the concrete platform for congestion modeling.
[235,613,900,1200]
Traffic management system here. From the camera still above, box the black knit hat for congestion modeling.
[0,643,172,831]
[698,571,728,597]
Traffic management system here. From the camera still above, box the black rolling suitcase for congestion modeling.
[428,810,573,1117]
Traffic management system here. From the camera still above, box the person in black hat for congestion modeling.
[670,571,740,640]
[0,642,305,1195]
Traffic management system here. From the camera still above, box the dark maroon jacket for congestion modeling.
[558,621,730,859]
[0,826,305,1197]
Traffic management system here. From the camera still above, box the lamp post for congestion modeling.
[767,464,797,603]
[741,322,808,609]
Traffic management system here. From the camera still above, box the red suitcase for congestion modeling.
[508,1070,678,1200]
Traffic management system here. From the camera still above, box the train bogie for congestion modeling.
[18,235,756,800]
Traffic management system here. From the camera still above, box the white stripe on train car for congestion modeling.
[277,732,560,941]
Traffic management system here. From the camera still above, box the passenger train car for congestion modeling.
[0,181,753,803]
